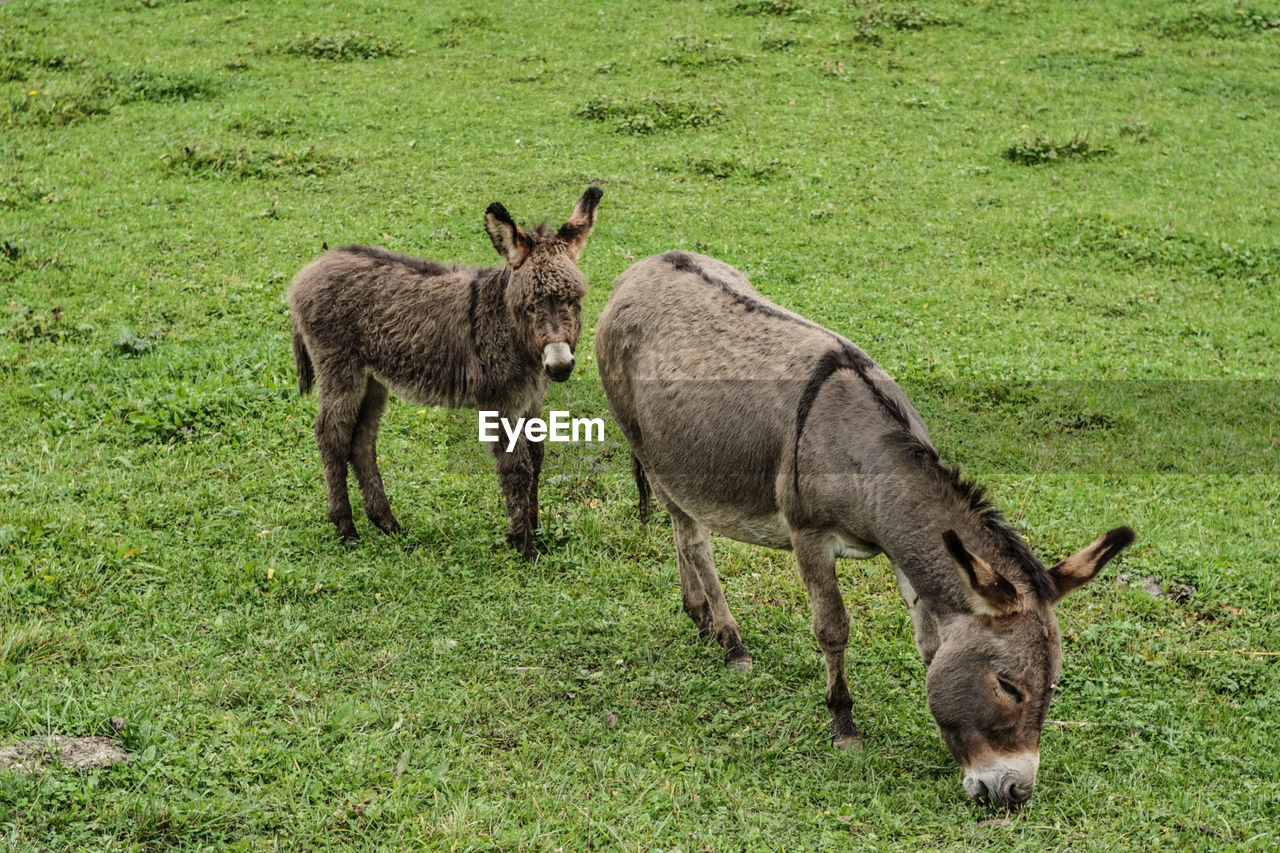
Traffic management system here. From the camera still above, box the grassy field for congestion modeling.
[2,0,1278,848]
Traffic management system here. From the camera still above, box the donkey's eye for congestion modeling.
[997,678,1024,704]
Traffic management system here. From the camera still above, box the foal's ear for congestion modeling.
[1048,526,1135,601]
[485,202,533,269]
[556,186,602,262]
[944,530,1022,616]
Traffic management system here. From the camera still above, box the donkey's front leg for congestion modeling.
[670,507,752,671]
[491,429,538,560]
[792,528,861,749]
[526,424,544,540]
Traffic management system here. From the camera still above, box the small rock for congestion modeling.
[1142,576,1167,598]
[110,717,127,733]
[605,712,618,728]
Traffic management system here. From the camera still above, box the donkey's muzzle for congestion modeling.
[543,342,575,382]
[962,752,1039,809]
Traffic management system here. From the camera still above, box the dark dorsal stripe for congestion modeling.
[659,251,1058,604]
[660,251,914,427]
[336,244,453,277]
[658,253,913,488]
[662,251,817,325]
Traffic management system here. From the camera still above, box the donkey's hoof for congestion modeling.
[725,649,753,672]
[507,530,544,561]
[832,722,863,751]
[332,515,360,547]
[833,732,864,751]
[373,517,402,535]
[510,538,539,562]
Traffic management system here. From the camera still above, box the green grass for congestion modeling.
[2,0,1278,848]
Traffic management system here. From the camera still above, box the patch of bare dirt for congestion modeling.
[0,735,130,777]
[1116,572,1196,603]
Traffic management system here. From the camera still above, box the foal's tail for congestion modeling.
[631,453,652,522]
[292,330,315,395]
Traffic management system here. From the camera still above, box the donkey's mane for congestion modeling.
[659,251,1057,603]
[880,430,1058,602]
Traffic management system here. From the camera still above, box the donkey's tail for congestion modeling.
[631,452,652,522]
[292,330,315,395]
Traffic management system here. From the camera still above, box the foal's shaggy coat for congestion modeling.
[289,188,601,556]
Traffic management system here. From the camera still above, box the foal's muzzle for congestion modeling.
[543,342,575,382]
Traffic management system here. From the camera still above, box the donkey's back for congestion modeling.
[290,246,497,408]
[597,250,927,543]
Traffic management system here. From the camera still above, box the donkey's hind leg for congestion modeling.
[314,380,363,546]
[349,377,400,535]
[669,506,752,671]
[641,477,708,634]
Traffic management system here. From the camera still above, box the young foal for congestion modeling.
[596,251,1134,807]
[289,188,601,557]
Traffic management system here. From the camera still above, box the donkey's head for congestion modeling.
[924,526,1135,809]
[484,187,601,382]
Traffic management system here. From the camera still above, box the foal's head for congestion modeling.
[484,187,602,382]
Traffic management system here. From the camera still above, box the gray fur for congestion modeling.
[289,188,601,557]
[596,251,1133,807]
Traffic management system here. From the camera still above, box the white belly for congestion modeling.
[704,510,793,550]
[834,532,881,560]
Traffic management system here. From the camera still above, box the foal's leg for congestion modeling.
[526,433,544,541]
[792,528,860,749]
[314,378,364,546]
[349,377,399,535]
[669,505,752,671]
[520,399,545,542]
[490,413,537,560]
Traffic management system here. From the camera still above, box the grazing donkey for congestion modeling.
[289,187,601,557]
[596,251,1134,808]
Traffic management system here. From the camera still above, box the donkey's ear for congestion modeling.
[485,202,533,269]
[556,186,602,262]
[944,530,1022,616]
[1048,526,1135,601]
